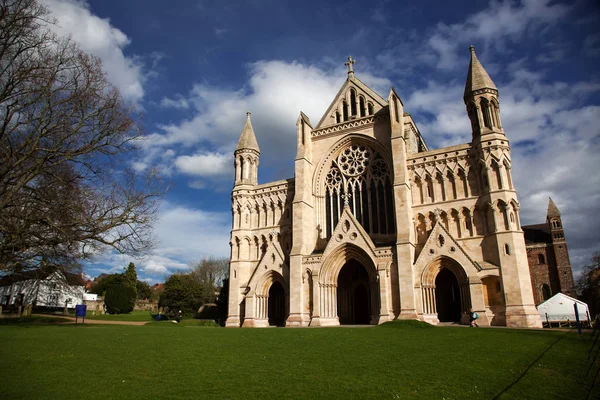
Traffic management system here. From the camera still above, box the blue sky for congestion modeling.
[42,0,600,283]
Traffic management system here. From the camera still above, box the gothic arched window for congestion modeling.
[542,284,551,301]
[359,96,366,117]
[324,144,395,239]
[481,98,492,128]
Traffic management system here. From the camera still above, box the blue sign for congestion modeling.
[75,304,87,317]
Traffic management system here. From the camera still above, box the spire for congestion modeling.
[547,197,561,217]
[235,112,260,153]
[464,45,497,101]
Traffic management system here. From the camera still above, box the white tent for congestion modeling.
[537,293,590,322]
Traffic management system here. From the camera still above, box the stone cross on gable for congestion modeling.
[345,56,355,75]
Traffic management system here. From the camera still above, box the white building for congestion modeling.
[0,270,85,309]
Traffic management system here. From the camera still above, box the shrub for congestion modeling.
[104,283,136,314]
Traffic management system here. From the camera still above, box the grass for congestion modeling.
[0,320,598,399]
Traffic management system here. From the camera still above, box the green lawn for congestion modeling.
[0,320,598,399]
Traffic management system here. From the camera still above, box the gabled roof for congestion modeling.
[235,112,260,153]
[464,45,497,100]
[315,75,388,129]
[0,268,85,287]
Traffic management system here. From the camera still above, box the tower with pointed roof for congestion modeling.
[226,50,555,329]
[523,198,576,303]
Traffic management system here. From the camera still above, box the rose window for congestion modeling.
[325,143,395,240]
[337,145,370,177]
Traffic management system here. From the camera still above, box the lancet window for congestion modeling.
[324,144,395,238]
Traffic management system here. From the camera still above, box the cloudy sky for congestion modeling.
[41,0,600,283]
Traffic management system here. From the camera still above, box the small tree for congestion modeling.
[136,280,152,300]
[90,273,124,296]
[190,257,229,304]
[159,273,204,316]
[104,283,136,314]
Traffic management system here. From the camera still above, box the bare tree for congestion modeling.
[190,257,229,304]
[0,0,165,275]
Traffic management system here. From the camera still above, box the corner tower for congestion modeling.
[234,112,260,186]
[464,45,503,140]
[226,112,261,328]
[464,46,542,328]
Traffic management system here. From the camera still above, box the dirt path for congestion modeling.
[31,313,148,326]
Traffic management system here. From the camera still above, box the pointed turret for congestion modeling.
[463,46,503,138]
[233,112,260,186]
[547,197,560,218]
[235,112,260,153]
[464,45,497,101]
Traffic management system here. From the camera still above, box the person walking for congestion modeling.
[469,308,479,327]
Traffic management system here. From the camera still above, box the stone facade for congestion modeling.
[226,49,546,328]
[524,199,576,305]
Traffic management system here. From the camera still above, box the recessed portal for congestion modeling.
[435,268,462,322]
[268,281,285,327]
[337,259,371,324]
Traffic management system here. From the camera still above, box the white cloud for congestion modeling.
[143,60,391,185]
[175,152,230,177]
[42,0,145,103]
[87,202,231,280]
[160,96,190,109]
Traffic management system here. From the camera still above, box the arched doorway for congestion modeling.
[435,268,462,322]
[337,259,371,324]
[268,281,285,326]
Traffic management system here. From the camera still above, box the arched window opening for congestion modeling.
[367,102,374,115]
[542,284,551,301]
[492,100,502,128]
[336,111,341,124]
[425,176,434,203]
[324,144,395,239]
[359,96,366,117]
[342,101,349,121]
[468,102,480,134]
[350,89,357,117]
[538,254,545,264]
[481,99,492,128]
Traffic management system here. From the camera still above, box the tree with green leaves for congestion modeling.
[159,273,204,316]
[136,280,152,300]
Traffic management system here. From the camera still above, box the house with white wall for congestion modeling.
[0,270,85,309]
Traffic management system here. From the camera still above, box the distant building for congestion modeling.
[0,269,85,309]
[523,198,576,304]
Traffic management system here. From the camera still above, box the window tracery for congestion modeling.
[324,144,395,239]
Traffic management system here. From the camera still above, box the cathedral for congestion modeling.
[226,47,574,328]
